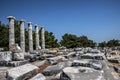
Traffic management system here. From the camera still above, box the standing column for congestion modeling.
[35,24,40,50]
[7,16,15,50]
[41,26,45,49]
[28,22,33,52]
[20,19,25,52]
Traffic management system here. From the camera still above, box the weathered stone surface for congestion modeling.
[9,44,22,53]
[0,51,12,61]
[42,61,71,76]
[13,52,24,61]
[30,73,46,80]
[8,44,24,61]
[79,53,104,60]
[7,16,15,50]
[107,57,120,63]
[41,26,45,49]
[6,64,39,80]
[28,22,33,52]
[0,67,12,80]
[0,51,12,66]
[20,19,25,52]
[31,60,46,67]
[35,24,41,50]
[8,60,29,67]
[71,60,102,70]
[60,67,104,80]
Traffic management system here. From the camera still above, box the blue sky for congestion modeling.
[0,0,120,43]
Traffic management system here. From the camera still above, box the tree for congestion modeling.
[77,35,96,47]
[98,41,107,48]
[44,31,59,48]
[107,39,120,47]
[60,34,96,48]
[60,33,78,48]
[98,39,120,48]
[0,23,9,50]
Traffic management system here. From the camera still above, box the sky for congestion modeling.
[0,0,120,43]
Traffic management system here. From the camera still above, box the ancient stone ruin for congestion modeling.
[0,16,120,80]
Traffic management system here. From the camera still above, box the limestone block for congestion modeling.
[8,60,29,67]
[13,53,24,61]
[10,44,22,53]
[0,51,12,61]
[30,73,46,80]
[43,63,64,76]
[6,64,39,80]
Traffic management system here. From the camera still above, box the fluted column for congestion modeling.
[20,19,25,52]
[35,24,40,50]
[41,26,45,49]
[28,22,33,52]
[7,16,15,50]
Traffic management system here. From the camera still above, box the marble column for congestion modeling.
[28,22,33,52]
[20,19,25,52]
[41,26,45,49]
[7,16,15,50]
[35,24,40,50]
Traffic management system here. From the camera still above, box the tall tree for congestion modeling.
[60,33,78,48]
[98,41,107,48]
[98,39,120,48]
[0,23,9,50]
[107,39,120,47]
[60,34,96,48]
[44,31,59,48]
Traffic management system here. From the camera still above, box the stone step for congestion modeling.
[6,64,39,80]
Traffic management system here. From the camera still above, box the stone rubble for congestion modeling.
[6,64,39,80]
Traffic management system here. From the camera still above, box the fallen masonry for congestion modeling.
[43,62,64,76]
[30,73,46,80]
[6,64,39,80]
[71,59,102,70]
[79,53,104,60]
[0,51,12,62]
[60,67,104,80]
[114,65,120,73]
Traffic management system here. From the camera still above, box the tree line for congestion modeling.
[0,20,120,51]
[98,39,120,48]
